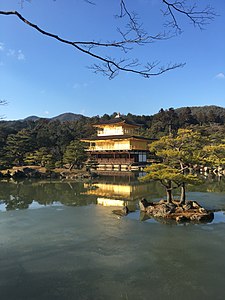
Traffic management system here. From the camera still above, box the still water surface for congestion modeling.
[0,176,225,300]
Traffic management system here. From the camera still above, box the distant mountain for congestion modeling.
[51,113,84,122]
[175,105,225,118]
[24,113,86,122]
[11,105,225,124]
[24,115,40,121]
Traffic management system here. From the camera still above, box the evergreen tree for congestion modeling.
[5,129,36,166]
[142,129,204,203]
[178,107,197,126]
[63,141,87,170]
[202,143,225,171]
[25,147,55,168]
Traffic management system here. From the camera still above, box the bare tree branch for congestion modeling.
[162,0,217,33]
[84,0,96,5]
[0,10,184,79]
[90,59,184,80]
[117,0,144,40]
[0,1,216,78]
[116,0,171,43]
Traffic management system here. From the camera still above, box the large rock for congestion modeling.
[139,199,214,224]
[23,167,42,178]
[148,203,176,218]
[139,198,152,211]
[12,170,27,179]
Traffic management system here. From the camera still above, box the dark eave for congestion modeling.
[92,118,141,127]
[81,135,154,141]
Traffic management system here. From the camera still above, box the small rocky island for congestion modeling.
[139,198,214,223]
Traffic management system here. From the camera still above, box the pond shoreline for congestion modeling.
[0,166,96,180]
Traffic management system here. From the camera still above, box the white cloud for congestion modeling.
[72,82,88,89]
[17,50,25,60]
[215,72,225,79]
[44,111,49,115]
[0,42,4,51]
[7,49,16,56]
[7,48,25,60]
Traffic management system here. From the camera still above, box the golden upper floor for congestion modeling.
[81,116,153,151]
[93,118,139,137]
[84,136,149,151]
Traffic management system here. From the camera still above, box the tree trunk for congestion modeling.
[179,182,186,205]
[69,163,75,171]
[166,180,173,203]
[166,189,173,203]
[179,161,186,205]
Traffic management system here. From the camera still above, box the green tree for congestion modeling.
[63,141,87,170]
[25,147,55,168]
[140,164,182,203]
[202,143,225,172]
[5,129,36,166]
[142,129,204,204]
[141,164,200,204]
[194,111,207,125]
[178,107,197,126]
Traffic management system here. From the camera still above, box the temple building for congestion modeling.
[81,115,153,171]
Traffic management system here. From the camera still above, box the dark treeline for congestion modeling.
[0,105,224,169]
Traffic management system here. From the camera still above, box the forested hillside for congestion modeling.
[0,106,224,169]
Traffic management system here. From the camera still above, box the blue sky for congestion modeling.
[0,0,225,120]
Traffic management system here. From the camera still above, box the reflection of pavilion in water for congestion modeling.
[84,181,150,208]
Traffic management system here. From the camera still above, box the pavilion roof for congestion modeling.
[93,118,141,128]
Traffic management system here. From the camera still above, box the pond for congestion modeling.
[0,175,225,300]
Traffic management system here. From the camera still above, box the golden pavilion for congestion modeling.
[81,114,153,171]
